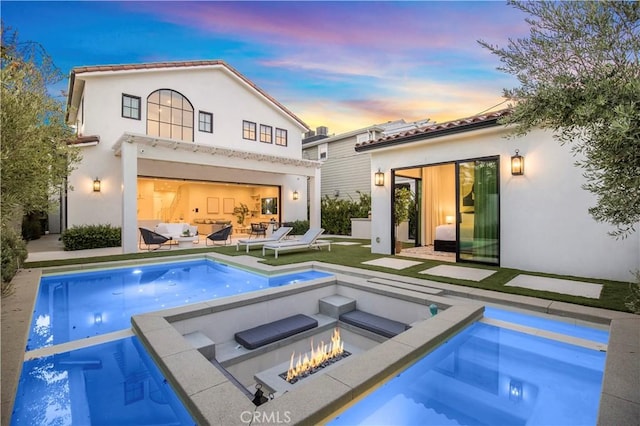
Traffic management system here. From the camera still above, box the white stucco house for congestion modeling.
[64,60,320,253]
[356,109,639,283]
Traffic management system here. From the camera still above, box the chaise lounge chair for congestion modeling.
[139,227,173,251]
[262,228,330,258]
[205,225,233,246]
[236,226,293,253]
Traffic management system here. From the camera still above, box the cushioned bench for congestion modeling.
[339,310,410,338]
[234,314,318,350]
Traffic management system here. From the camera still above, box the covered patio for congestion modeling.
[113,133,322,254]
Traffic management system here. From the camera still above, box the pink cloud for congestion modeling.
[123,2,527,53]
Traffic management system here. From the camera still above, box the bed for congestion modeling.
[434,224,456,252]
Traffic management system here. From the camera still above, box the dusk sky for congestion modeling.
[2,1,528,134]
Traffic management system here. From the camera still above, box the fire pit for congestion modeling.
[253,327,369,395]
[280,328,352,384]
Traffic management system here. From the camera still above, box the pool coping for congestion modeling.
[2,253,638,426]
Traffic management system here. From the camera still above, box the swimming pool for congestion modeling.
[28,259,331,350]
[329,308,608,426]
[12,336,195,425]
[13,260,332,425]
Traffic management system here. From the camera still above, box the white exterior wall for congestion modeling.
[370,126,640,282]
[67,65,309,234]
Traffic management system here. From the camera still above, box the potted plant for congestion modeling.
[233,203,249,226]
[394,187,413,254]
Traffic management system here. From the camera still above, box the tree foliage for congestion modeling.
[1,24,80,228]
[479,1,640,237]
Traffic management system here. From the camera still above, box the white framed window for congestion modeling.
[319,143,328,160]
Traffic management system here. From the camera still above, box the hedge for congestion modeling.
[61,224,121,251]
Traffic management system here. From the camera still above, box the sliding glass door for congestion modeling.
[457,158,499,264]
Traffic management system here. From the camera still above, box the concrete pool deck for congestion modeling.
[1,237,638,425]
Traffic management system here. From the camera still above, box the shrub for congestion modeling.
[625,271,640,314]
[1,226,28,294]
[321,191,371,235]
[287,220,309,236]
[61,224,121,251]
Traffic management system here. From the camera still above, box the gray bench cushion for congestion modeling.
[339,310,409,338]
[234,314,318,350]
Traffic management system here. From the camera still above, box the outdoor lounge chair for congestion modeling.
[236,226,293,253]
[205,225,233,246]
[139,227,173,251]
[262,228,329,258]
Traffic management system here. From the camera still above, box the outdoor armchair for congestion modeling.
[139,227,173,251]
[206,225,233,246]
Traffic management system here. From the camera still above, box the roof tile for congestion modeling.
[355,108,512,150]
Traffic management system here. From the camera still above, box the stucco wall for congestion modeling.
[66,65,309,231]
[370,126,640,282]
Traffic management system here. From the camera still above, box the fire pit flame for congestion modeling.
[285,328,346,383]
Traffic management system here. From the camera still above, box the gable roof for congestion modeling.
[66,60,309,130]
[355,109,512,152]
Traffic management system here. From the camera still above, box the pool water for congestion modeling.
[329,311,608,426]
[28,259,331,350]
[483,306,609,343]
[12,336,195,425]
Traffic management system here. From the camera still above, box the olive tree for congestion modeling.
[1,26,80,226]
[479,1,640,238]
[1,25,80,290]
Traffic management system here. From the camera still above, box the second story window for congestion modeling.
[243,120,256,140]
[122,94,141,120]
[319,143,328,160]
[147,89,193,142]
[260,124,272,144]
[198,111,213,133]
[275,128,287,146]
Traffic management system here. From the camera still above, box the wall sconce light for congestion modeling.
[445,215,454,224]
[374,169,385,186]
[511,150,524,176]
[292,190,299,200]
[93,177,101,192]
[509,379,523,402]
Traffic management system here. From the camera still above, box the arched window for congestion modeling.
[147,89,194,142]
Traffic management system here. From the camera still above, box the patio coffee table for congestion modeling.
[175,236,198,248]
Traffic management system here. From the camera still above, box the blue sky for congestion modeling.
[2,1,527,134]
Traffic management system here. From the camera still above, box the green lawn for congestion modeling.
[24,238,634,312]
